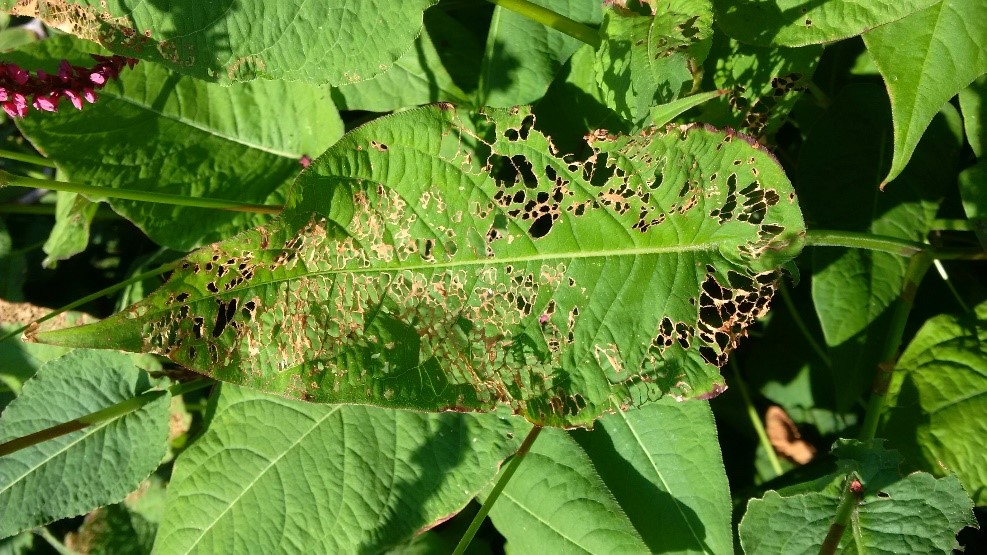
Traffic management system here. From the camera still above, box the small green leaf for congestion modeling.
[35,105,804,427]
[649,90,725,128]
[739,440,976,553]
[153,384,521,553]
[0,350,171,539]
[881,301,987,506]
[41,192,98,268]
[10,35,343,251]
[713,0,938,47]
[479,0,602,107]
[959,76,986,158]
[862,0,987,186]
[958,161,987,249]
[595,1,712,127]
[488,400,733,553]
[0,0,437,85]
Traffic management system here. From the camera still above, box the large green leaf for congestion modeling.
[487,399,732,553]
[713,0,938,47]
[739,440,975,553]
[10,35,343,251]
[479,0,602,107]
[803,85,962,411]
[862,0,987,186]
[153,384,521,553]
[881,301,987,506]
[0,350,170,539]
[34,105,804,427]
[2,0,436,85]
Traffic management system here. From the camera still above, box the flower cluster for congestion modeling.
[0,54,138,119]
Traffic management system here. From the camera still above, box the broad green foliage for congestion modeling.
[713,0,938,47]
[882,301,987,506]
[595,1,712,127]
[863,0,987,185]
[0,350,170,539]
[41,191,97,267]
[35,105,805,427]
[10,35,343,250]
[480,0,602,107]
[487,400,732,553]
[803,85,961,411]
[739,440,976,553]
[153,384,522,553]
[0,0,437,85]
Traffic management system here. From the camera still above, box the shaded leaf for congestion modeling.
[35,105,804,427]
[958,161,987,249]
[488,400,732,553]
[0,350,170,539]
[153,384,521,553]
[802,85,962,411]
[739,440,976,553]
[713,0,938,47]
[959,76,986,158]
[66,504,156,555]
[479,0,602,107]
[1,0,437,85]
[0,219,25,301]
[649,90,726,128]
[862,0,987,186]
[881,301,987,506]
[10,35,343,251]
[41,191,98,268]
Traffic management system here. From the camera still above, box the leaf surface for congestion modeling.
[10,35,343,250]
[153,384,521,553]
[1,0,437,85]
[487,400,732,553]
[41,192,98,267]
[862,0,987,185]
[0,350,170,539]
[713,0,938,47]
[881,301,987,506]
[959,76,986,158]
[35,105,804,427]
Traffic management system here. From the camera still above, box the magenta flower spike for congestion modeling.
[0,54,137,118]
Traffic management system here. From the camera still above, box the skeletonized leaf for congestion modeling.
[1,0,437,85]
[34,105,804,427]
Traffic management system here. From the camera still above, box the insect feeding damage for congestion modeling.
[65,105,803,428]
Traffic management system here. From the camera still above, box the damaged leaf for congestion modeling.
[33,105,804,427]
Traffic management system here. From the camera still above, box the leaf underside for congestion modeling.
[35,105,805,427]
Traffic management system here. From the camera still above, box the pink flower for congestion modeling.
[89,71,106,85]
[33,95,58,112]
[63,89,83,110]
[0,55,136,118]
[299,155,312,168]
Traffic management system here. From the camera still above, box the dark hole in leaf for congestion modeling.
[588,154,613,187]
[545,164,557,181]
[700,345,719,366]
[529,213,554,239]
[505,128,519,141]
[206,282,219,293]
[192,317,204,340]
[176,292,190,302]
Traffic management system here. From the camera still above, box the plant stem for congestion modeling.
[778,281,831,367]
[931,259,972,313]
[0,169,282,215]
[857,252,933,441]
[0,260,179,344]
[453,425,543,555]
[804,229,986,260]
[35,527,74,555]
[730,359,783,478]
[0,379,211,457]
[486,0,601,47]
[0,202,119,219]
[819,475,860,555]
[0,148,57,169]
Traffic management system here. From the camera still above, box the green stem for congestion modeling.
[0,202,119,219]
[487,0,601,47]
[453,425,543,555]
[804,229,986,260]
[35,527,74,555]
[931,218,985,232]
[730,359,783,478]
[778,281,831,367]
[819,475,860,555]
[0,379,212,457]
[0,169,282,215]
[931,259,972,314]
[0,148,57,169]
[858,253,933,441]
[0,261,179,344]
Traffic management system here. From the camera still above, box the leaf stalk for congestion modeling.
[804,229,986,260]
[486,0,601,47]
[819,474,861,555]
[0,148,57,169]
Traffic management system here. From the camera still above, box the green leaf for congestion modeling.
[959,76,986,158]
[958,161,987,249]
[698,31,822,139]
[713,0,938,47]
[41,192,98,268]
[739,440,976,554]
[862,0,987,186]
[153,384,521,553]
[649,90,725,128]
[69,504,157,555]
[1,0,437,85]
[802,85,962,411]
[10,35,343,251]
[35,105,804,427]
[0,350,171,539]
[479,0,602,107]
[595,1,712,127]
[881,301,987,506]
[488,399,732,553]
[0,219,26,300]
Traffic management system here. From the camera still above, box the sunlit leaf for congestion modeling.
[34,105,804,427]
[862,0,987,186]
[0,0,437,85]
[958,76,986,158]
